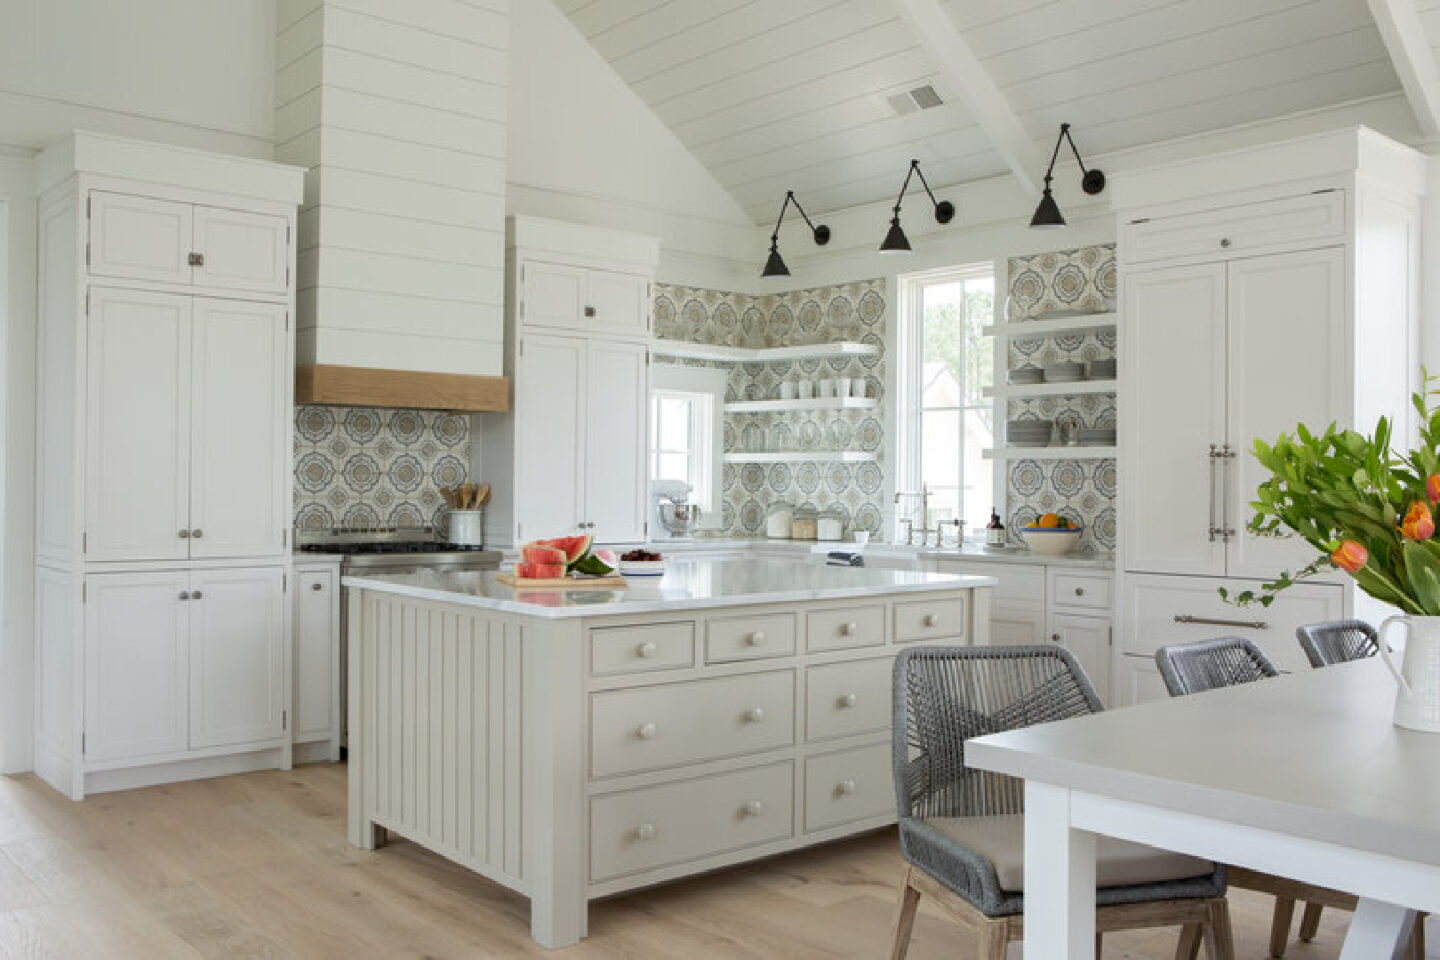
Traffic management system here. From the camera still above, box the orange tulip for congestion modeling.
[1331,540,1368,573]
[1428,474,1440,503]
[1403,501,1436,541]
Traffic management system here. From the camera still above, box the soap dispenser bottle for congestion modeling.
[986,508,1007,547]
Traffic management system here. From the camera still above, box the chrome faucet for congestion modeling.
[894,485,933,547]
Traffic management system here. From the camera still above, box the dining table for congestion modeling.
[965,657,1440,959]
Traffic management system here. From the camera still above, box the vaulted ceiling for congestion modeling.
[555,0,1408,223]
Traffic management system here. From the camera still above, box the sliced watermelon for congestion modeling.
[515,562,566,580]
[539,534,594,568]
[571,552,615,577]
[522,544,567,566]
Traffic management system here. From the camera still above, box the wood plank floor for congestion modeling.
[0,764,1427,959]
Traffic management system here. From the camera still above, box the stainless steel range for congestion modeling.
[297,526,503,749]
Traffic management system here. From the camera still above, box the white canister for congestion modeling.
[798,380,815,400]
[779,381,797,400]
[447,509,485,546]
[850,378,866,398]
[817,515,843,541]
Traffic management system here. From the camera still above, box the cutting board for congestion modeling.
[495,572,626,590]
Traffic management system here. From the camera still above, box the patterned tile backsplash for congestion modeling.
[1005,244,1118,551]
[293,405,470,531]
[654,279,887,538]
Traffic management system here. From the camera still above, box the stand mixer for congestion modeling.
[653,479,702,538]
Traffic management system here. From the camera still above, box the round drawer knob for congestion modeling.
[838,692,858,709]
[636,722,658,740]
[922,613,938,627]
[841,622,858,636]
[1220,237,1232,248]
[635,822,657,841]
[748,630,765,646]
[743,707,765,723]
[837,778,857,796]
[191,528,203,539]
[178,529,190,539]
[637,641,658,658]
[741,800,765,818]
[1075,587,1085,597]
[1051,633,1062,642]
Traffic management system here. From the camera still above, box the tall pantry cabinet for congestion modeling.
[480,216,659,546]
[32,132,304,799]
[1113,127,1423,703]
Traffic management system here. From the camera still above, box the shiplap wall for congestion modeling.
[275,0,508,378]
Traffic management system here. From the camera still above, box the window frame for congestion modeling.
[648,364,726,525]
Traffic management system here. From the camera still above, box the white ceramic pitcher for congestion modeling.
[1378,615,1440,732]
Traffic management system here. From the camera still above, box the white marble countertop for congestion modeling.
[635,537,1114,569]
[344,558,995,620]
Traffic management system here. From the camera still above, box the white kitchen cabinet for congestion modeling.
[584,340,649,543]
[521,259,648,338]
[293,563,340,760]
[584,270,649,337]
[1113,653,1170,709]
[1048,613,1111,703]
[89,191,289,295]
[991,602,1048,647]
[188,567,286,749]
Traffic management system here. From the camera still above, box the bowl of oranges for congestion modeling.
[1019,513,1083,556]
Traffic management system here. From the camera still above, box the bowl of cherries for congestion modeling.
[618,549,666,577]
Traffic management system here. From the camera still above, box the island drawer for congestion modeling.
[706,612,796,663]
[806,658,891,742]
[590,670,795,778]
[590,762,795,882]
[894,595,968,643]
[590,621,696,677]
[1051,572,1110,612]
[807,604,885,652]
[804,743,893,833]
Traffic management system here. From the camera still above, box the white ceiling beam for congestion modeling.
[890,0,1044,196]
[1366,0,1440,138]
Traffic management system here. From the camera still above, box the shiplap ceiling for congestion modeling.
[555,0,1403,223]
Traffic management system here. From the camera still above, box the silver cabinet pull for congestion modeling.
[310,582,323,592]
[1218,444,1237,541]
[1174,614,1268,630]
[178,591,191,601]
[1207,444,1221,542]
[583,306,596,318]
[191,528,203,539]
[188,252,205,266]
[191,590,203,600]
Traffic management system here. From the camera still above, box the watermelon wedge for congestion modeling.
[515,562,566,580]
[538,534,594,569]
[522,544,568,566]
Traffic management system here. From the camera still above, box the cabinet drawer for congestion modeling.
[591,671,795,778]
[706,612,796,663]
[1123,190,1345,265]
[806,658,891,742]
[590,762,794,882]
[804,743,893,833]
[591,622,695,677]
[1051,573,1111,612]
[934,560,1045,605]
[894,596,967,643]
[807,605,885,651]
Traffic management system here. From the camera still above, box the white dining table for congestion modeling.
[965,657,1440,959]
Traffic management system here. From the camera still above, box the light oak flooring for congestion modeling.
[0,764,1428,959]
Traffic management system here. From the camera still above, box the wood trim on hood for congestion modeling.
[296,365,509,413]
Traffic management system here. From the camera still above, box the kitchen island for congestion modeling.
[342,559,994,948]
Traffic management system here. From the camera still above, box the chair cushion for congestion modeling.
[925,814,1214,892]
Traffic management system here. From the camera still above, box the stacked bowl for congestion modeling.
[1008,419,1054,447]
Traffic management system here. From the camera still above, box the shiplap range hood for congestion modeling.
[275,0,510,412]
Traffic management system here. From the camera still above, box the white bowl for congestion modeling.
[1018,527,1083,556]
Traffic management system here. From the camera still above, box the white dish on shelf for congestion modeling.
[1009,438,1052,448]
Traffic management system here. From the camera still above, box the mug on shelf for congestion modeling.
[798,379,815,400]
[779,381,797,401]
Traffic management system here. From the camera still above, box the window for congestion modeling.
[649,365,725,518]
[897,265,996,533]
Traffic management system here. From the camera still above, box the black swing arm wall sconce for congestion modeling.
[1030,122,1105,229]
[761,190,830,277]
[879,158,955,253]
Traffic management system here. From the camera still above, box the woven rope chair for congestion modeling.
[1155,636,1278,696]
[888,645,1234,960]
[1296,619,1379,669]
[1153,636,1423,959]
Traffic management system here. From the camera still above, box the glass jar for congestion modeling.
[765,501,794,540]
[817,507,844,542]
[791,506,819,541]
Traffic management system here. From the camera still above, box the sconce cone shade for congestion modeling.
[879,218,912,253]
[761,243,790,277]
[1029,187,1066,229]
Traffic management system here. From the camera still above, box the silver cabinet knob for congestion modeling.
[584,306,596,318]
[311,582,323,592]
[636,722,658,740]
[1075,587,1085,596]
[191,590,203,600]
[188,251,205,266]
[634,822,656,841]
[922,613,938,627]
[1219,237,1232,248]
[838,692,858,709]
[178,591,191,601]
[747,630,765,646]
[637,641,658,658]
[741,799,765,817]
[178,529,190,538]
[837,778,857,796]
[191,528,203,539]
[1051,633,1061,642]
[743,707,765,723]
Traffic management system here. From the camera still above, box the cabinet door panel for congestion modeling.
[88,192,192,285]
[293,567,338,744]
[522,261,585,330]
[586,270,649,337]
[85,288,191,561]
[515,335,585,541]
[83,571,189,761]
[1226,247,1345,580]
[1049,613,1111,705]
[1114,654,1169,709]
[189,566,286,748]
[585,340,648,543]
[989,602,1047,646]
[1121,263,1227,577]
[189,299,289,559]
[192,205,289,294]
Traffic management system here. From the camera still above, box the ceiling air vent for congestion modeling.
[886,84,944,116]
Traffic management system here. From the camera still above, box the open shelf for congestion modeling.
[984,379,1117,399]
[724,451,878,464]
[651,340,881,364]
[724,396,879,413]
[983,446,1117,460]
[982,313,1117,340]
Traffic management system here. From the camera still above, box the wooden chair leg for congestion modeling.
[1205,898,1236,960]
[1298,901,1324,941]
[1176,923,1204,960]
[1096,931,1103,959]
[1269,896,1297,958]
[887,867,921,960]
[1408,914,1426,960]
[981,918,1008,960]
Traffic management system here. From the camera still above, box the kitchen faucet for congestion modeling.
[894,485,932,547]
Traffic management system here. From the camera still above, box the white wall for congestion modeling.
[0,0,278,772]
[507,0,758,291]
